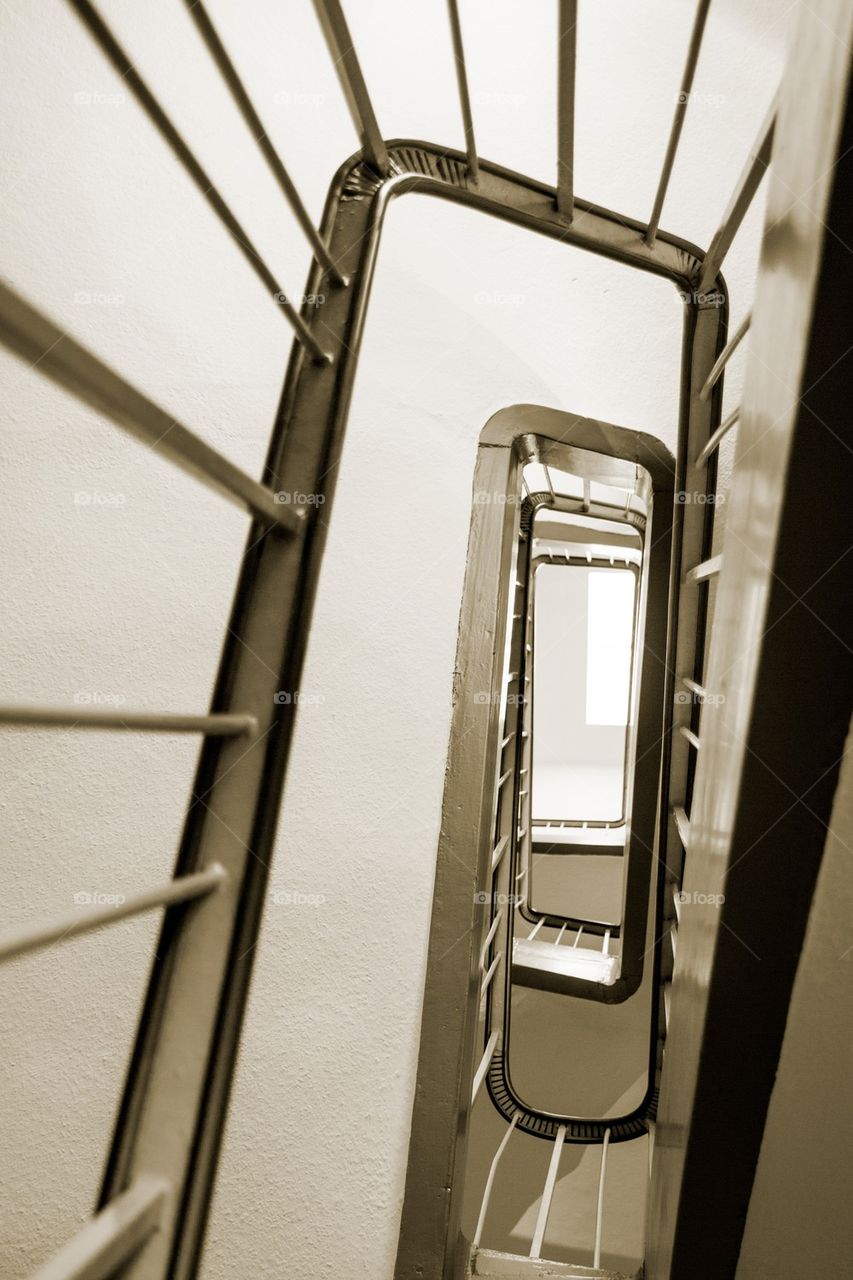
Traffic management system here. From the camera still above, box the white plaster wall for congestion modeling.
[0,1,786,1276]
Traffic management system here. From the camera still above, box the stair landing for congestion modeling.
[470,1247,642,1279]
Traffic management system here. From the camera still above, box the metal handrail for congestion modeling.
[0,706,258,735]
[66,0,331,362]
[0,865,227,965]
[0,280,303,532]
[182,0,346,286]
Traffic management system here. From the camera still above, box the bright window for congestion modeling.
[585,570,635,725]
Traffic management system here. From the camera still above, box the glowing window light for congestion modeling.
[585,570,635,726]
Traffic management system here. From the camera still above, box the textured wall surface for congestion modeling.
[0,1,785,1276]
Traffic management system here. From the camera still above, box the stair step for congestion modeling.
[512,937,619,990]
[531,825,626,853]
[470,1247,642,1279]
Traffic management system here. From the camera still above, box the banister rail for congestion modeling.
[700,314,751,401]
[695,405,740,468]
[0,707,257,735]
[66,0,331,361]
[32,1178,170,1280]
[557,0,578,218]
[684,554,722,584]
[0,281,302,531]
[311,0,389,176]
[646,0,712,246]
[698,91,778,293]
[529,1124,567,1257]
[0,865,227,965]
[592,1128,612,1268]
[472,1114,519,1250]
[181,0,347,286]
[447,0,479,180]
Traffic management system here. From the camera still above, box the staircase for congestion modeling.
[1,0,851,1277]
